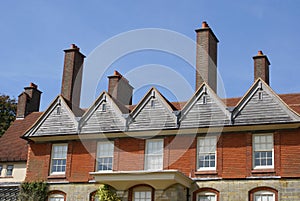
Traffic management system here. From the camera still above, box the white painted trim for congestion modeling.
[252,133,274,169]
[197,136,217,171]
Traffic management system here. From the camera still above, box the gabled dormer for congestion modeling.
[179,83,230,128]
[79,91,127,133]
[128,88,177,131]
[24,96,78,138]
[232,79,300,125]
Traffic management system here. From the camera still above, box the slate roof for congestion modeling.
[0,186,20,201]
[126,94,300,113]
[0,112,41,162]
[220,93,300,114]
[279,93,300,114]
[2,88,300,148]
[170,94,300,113]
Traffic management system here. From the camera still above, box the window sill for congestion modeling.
[47,174,66,179]
[95,170,113,173]
[251,169,275,174]
[0,176,13,179]
[195,170,218,175]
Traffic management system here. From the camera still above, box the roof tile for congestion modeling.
[0,112,42,162]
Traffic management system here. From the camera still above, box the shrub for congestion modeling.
[18,181,48,201]
[96,184,121,201]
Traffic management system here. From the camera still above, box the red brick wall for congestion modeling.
[221,133,248,178]
[165,135,196,176]
[114,138,145,171]
[26,142,51,181]
[68,141,96,182]
[26,141,97,182]
[280,129,300,177]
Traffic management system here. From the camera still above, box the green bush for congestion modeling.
[96,184,121,201]
[18,181,48,201]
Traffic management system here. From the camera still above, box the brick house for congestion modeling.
[15,22,300,201]
[0,83,42,200]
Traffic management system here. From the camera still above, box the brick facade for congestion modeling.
[24,128,300,200]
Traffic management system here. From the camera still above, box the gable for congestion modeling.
[79,92,126,133]
[180,84,230,128]
[128,88,177,131]
[232,79,300,125]
[24,96,78,137]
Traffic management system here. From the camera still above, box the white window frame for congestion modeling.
[253,133,274,169]
[197,136,217,171]
[133,191,152,201]
[144,139,164,170]
[50,144,68,175]
[6,165,14,176]
[48,194,65,201]
[197,191,217,201]
[97,141,114,172]
[254,190,275,201]
[132,186,153,201]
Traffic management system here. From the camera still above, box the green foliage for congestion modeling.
[18,181,48,201]
[0,94,17,137]
[96,184,121,201]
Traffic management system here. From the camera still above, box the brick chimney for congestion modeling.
[61,44,85,109]
[253,50,270,85]
[195,21,219,92]
[108,71,133,105]
[16,83,42,119]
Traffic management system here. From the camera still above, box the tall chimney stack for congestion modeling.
[16,83,42,119]
[195,21,219,92]
[108,70,133,105]
[61,44,85,109]
[253,50,270,85]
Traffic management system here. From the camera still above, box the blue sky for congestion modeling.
[1,1,300,110]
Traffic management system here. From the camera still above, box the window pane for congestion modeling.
[51,144,67,174]
[97,142,114,171]
[145,139,163,170]
[134,191,152,201]
[254,135,273,151]
[255,193,274,201]
[198,137,216,169]
[254,151,273,167]
[253,134,273,168]
[6,165,13,176]
[198,195,216,201]
[48,194,64,201]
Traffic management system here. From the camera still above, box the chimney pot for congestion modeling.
[202,21,209,28]
[71,44,78,49]
[258,50,263,56]
[114,70,122,76]
[30,82,37,88]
